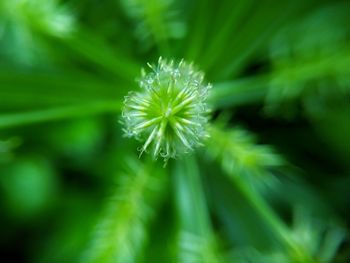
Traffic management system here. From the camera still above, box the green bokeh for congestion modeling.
[0,0,349,262]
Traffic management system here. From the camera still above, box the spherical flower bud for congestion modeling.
[121,57,211,163]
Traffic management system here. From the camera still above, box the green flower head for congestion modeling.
[122,57,211,162]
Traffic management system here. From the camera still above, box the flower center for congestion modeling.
[164,107,172,118]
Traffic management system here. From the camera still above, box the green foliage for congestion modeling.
[207,124,283,177]
[265,2,350,117]
[81,157,167,263]
[120,0,186,52]
[0,0,349,262]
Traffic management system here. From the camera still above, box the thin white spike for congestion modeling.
[134,116,162,130]
[139,125,158,157]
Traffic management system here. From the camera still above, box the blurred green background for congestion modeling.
[0,0,349,262]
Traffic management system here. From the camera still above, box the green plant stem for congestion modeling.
[213,0,313,79]
[0,101,121,129]
[201,0,254,70]
[228,171,316,263]
[269,48,350,89]
[59,29,140,81]
[209,75,269,109]
[173,156,220,262]
[183,0,211,61]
